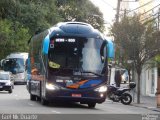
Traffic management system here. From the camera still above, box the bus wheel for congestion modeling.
[41,98,49,105]
[88,103,96,108]
[36,96,41,101]
[30,94,36,101]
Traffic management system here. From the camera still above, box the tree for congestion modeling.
[1,0,104,34]
[0,19,30,59]
[111,14,160,104]
[0,0,62,35]
[55,0,105,32]
[0,0,105,59]
[155,56,160,67]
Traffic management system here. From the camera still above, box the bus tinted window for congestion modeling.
[48,37,105,76]
[4,58,24,74]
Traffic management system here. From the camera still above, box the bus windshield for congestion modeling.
[0,74,9,80]
[3,58,25,74]
[48,37,106,76]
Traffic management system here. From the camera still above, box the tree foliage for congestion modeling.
[0,0,104,58]
[55,0,104,31]
[111,14,160,103]
[0,19,30,59]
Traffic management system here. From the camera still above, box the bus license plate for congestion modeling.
[72,94,81,97]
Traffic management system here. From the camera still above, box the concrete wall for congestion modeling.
[140,65,157,96]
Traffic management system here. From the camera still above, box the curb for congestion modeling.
[131,104,160,112]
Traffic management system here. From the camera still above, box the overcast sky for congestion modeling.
[89,0,159,35]
[89,0,140,36]
[90,0,160,24]
[89,0,117,24]
[89,0,148,35]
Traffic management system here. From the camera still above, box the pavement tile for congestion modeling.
[130,95,160,112]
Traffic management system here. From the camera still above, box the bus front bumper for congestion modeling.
[45,88,107,103]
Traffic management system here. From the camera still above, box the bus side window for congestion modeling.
[100,41,106,63]
[25,59,28,70]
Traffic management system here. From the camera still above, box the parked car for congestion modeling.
[0,71,14,93]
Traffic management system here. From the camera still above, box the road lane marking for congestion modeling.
[28,103,34,106]
[51,110,61,114]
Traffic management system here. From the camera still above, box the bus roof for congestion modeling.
[6,52,28,59]
[49,22,104,39]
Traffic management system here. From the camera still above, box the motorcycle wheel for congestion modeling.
[121,93,132,105]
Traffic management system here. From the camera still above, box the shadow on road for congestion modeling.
[35,100,99,110]
[50,102,88,108]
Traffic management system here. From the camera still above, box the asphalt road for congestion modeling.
[0,85,159,120]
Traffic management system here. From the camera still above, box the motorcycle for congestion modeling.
[107,82,136,105]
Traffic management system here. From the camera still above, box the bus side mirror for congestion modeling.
[42,34,50,55]
[106,39,114,59]
[0,59,5,68]
[26,58,31,74]
[25,59,28,70]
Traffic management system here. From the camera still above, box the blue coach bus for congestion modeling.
[27,22,114,108]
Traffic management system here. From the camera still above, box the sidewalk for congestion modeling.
[131,94,160,112]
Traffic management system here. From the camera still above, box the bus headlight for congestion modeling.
[94,85,107,93]
[46,83,59,90]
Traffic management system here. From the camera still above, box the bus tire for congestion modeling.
[30,94,36,101]
[41,98,49,105]
[36,96,41,101]
[88,103,96,108]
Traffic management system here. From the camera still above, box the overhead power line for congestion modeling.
[127,7,160,22]
[141,12,159,22]
[119,0,155,18]
[127,0,154,14]
[142,16,158,25]
[140,3,160,16]
[119,3,160,19]
[101,0,115,9]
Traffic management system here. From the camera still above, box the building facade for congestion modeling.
[138,0,159,96]
[120,0,159,96]
[140,64,158,96]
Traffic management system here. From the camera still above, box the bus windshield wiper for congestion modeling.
[80,70,102,77]
[51,67,73,75]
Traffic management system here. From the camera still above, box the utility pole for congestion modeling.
[158,8,160,31]
[157,8,160,108]
[116,0,122,23]
[124,9,127,18]
[115,0,123,66]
